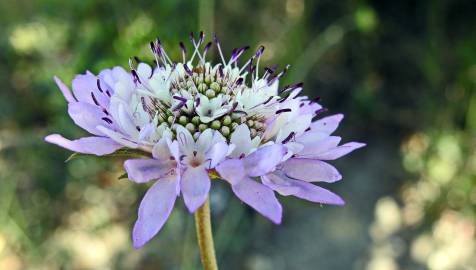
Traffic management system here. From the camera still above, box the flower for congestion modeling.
[46,32,365,248]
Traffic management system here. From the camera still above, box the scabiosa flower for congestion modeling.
[45,32,365,250]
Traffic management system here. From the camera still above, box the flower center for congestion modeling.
[140,63,267,141]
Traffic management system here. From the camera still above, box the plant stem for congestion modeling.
[195,197,218,270]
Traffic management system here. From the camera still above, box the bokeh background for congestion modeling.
[1,0,475,269]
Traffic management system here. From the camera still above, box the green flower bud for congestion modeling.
[179,115,188,125]
[211,120,221,130]
[192,116,200,125]
[247,120,254,127]
[210,82,220,91]
[223,115,232,126]
[193,132,201,140]
[205,75,212,84]
[199,124,208,132]
[198,83,207,92]
[185,123,195,133]
[205,89,216,98]
[220,126,230,136]
[167,116,175,125]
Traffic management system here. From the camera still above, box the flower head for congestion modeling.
[46,32,365,248]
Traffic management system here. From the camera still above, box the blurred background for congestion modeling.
[0,0,475,269]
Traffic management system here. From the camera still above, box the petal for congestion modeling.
[215,159,246,185]
[261,174,300,196]
[124,159,173,183]
[53,76,76,102]
[282,158,342,183]
[181,166,210,213]
[206,142,230,168]
[262,174,344,205]
[72,73,109,107]
[197,129,213,153]
[175,125,195,152]
[230,124,252,157]
[309,142,366,160]
[45,134,122,155]
[288,180,344,205]
[244,144,286,177]
[68,102,108,136]
[297,136,341,157]
[96,125,138,148]
[276,114,313,143]
[231,177,282,224]
[310,114,344,135]
[132,176,178,249]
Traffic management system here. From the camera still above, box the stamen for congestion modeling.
[96,79,103,93]
[281,132,295,144]
[179,42,187,63]
[276,108,292,114]
[214,33,226,65]
[91,92,100,106]
[101,117,113,124]
[315,108,328,115]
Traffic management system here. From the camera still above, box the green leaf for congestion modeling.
[65,148,150,162]
[118,172,129,180]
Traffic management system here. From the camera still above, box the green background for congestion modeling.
[0,0,475,269]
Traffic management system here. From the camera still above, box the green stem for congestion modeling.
[194,197,218,270]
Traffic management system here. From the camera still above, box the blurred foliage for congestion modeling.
[0,0,475,269]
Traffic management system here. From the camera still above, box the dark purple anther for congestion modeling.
[276,108,292,114]
[315,108,328,115]
[91,92,100,106]
[195,97,200,107]
[214,33,220,45]
[281,132,295,144]
[183,64,193,76]
[263,96,274,105]
[218,65,224,78]
[173,95,188,103]
[134,56,141,64]
[198,31,204,44]
[149,41,156,53]
[96,79,103,93]
[131,70,141,83]
[203,42,212,55]
[180,42,187,53]
[234,77,244,86]
[255,45,265,57]
[102,117,113,124]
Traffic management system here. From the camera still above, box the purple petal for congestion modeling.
[232,177,282,224]
[45,134,122,155]
[96,125,138,148]
[310,114,344,135]
[297,136,341,157]
[289,180,345,205]
[261,174,300,196]
[310,142,366,160]
[181,166,210,213]
[132,176,178,249]
[53,76,76,102]
[124,159,174,183]
[72,73,109,107]
[262,174,344,205]
[206,142,230,168]
[244,144,286,177]
[68,102,108,136]
[215,159,246,185]
[282,158,342,183]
